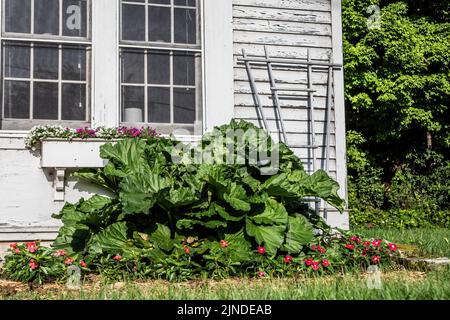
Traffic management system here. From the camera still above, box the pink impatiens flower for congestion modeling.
[345,244,355,250]
[372,240,382,247]
[388,243,397,251]
[79,260,87,268]
[284,255,293,264]
[321,259,330,267]
[257,246,266,254]
[311,261,320,271]
[304,258,313,266]
[220,240,229,248]
[29,259,39,270]
[372,255,381,264]
[64,257,75,265]
[26,242,38,253]
[113,255,123,261]
[54,249,67,257]
[258,271,266,278]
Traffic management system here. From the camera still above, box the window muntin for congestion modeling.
[1,0,91,129]
[120,0,202,132]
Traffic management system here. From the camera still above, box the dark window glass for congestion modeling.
[122,86,145,122]
[62,83,86,120]
[4,0,31,34]
[122,4,145,41]
[33,82,58,119]
[62,46,86,81]
[63,0,88,37]
[148,6,171,42]
[4,81,30,119]
[174,8,196,44]
[174,0,196,6]
[122,51,145,83]
[148,51,170,85]
[173,52,195,86]
[148,87,170,123]
[4,44,31,78]
[149,0,170,4]
[34,45,59,79]
[174,88,195,124]
[35,0,60,35]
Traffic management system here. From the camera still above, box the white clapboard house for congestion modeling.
[0,0,348,246]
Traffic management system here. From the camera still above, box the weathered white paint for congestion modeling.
[203,0,235,132]
[231,0,348,228]
[91,0,120,127]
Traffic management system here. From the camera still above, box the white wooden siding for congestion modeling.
[232,0,348,227]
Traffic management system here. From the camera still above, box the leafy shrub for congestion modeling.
[51,120,344,261]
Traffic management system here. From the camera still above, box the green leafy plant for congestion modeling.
[51,120,344,264]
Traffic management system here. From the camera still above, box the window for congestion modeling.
[120,0,202,134]
[1,0,91,129]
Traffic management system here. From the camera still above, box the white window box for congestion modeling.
[41,139,111,169]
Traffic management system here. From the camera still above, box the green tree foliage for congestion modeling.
[343,0,450,226]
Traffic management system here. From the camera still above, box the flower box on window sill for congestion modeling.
[40,139,112,169]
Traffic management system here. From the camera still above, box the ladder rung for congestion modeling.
[275,95,309,100]
[271,87,316,93]
[288,144,319,149]
[301,198,321,203]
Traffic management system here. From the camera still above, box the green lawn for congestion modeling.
[1,227,449,300]
[357,227,450,258]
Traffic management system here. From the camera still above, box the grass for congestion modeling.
[1,268,449,300]
[356,227,450,258]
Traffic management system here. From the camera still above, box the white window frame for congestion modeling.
[0,0,92,130]
[0,0,234,137]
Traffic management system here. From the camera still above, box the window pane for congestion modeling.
[148,51,170,85]
[173,52,195,86]
[122,51,145,83]
[149,0,170,4]
[34,45,59,79]
[3,81,30,119]
[122,4,145,41]
[63,0,88,37]
[148,6,171,42]
[148,87,170,123]
[174,0,196,6]
[62,83,86,120]
[174,8,196,44]
[33,82,58,120]
[4,43,31,78]
[62,46,86,81]
[35,0,60,35]
[4,0,31,33]
[174,88,195,124]
[122,86,145,122]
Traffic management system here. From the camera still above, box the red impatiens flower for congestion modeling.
[183,246,191,254]
[311,261,320,271]
[345,244,355,250]
[54,249,67,257]
[26,242,38,253]
[9,243,17,249]
[79,260,87,268]
[363,241,371,246]
[372,240,382,247]
[304,258,313,266]
[220,240,229,248]
[29,259,39,270]
[258,271,266,278]
[372,255,381,264]
[257,246,266,254]
[311,245,317,251]
[388,243,397,251]
[317,246,327,254]
[113,255,122,261]
[64,257,75,265]
[321,259,330,267]
[284,255,293,264]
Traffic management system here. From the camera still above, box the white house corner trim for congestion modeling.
[331,0,348,207]
[203,0,234,133]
